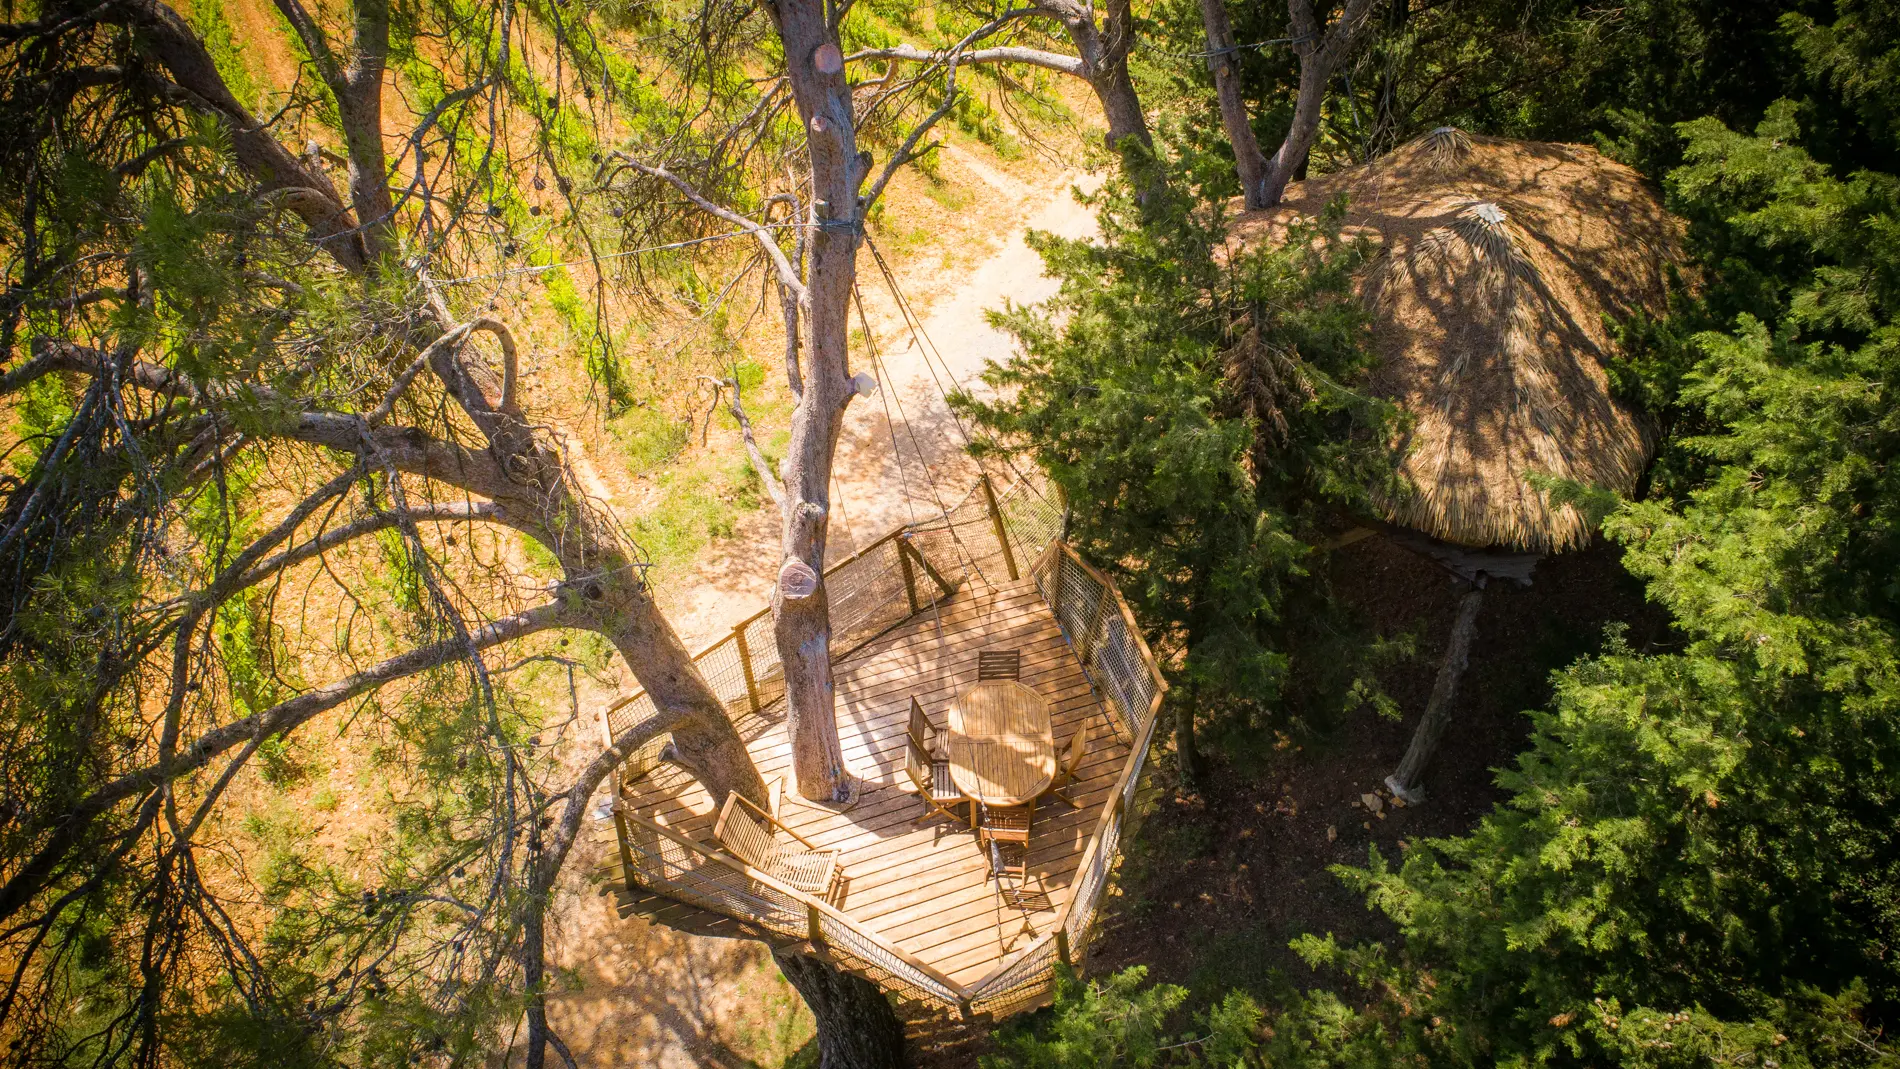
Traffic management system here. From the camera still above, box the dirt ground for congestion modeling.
[906,532,1674,1065]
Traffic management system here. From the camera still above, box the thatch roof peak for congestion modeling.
[1231,133,1683,554]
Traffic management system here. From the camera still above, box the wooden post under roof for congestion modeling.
[981,473,1019,581]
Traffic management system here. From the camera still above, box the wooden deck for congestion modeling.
[609,576,1133,990]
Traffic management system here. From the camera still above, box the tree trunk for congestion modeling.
[1090,62,1152,157]
[136,0,769,815]
[766,0,868,804]
[1198,0,1271,209]
[1174,678,1204,791]
[335,0,395,260]
[1040,0,1161,205]
[1258,0,1376,207]
[1385,585,1484,804]
[1258,30,1329,206]
[774,949,907,1069]
[596,585,766,807]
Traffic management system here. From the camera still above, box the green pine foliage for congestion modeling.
[955,149,1397,735]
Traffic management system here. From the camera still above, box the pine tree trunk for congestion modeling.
[1385,585,1484,804]
[1090,62,1152,156]
[1042,0,1162,204]
[1174,678,1204,791]
[1258,0,1377,207]
[1198,0,1271,209]
[767,0,868,804]
[774,950,907,1069]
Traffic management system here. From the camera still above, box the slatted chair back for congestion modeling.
[976,649,1021,681]
[989,839,1028,880]
[980,801,1033,845]
[907,696,936,754]
[907,734,973,828]
[1057,721,1088,783]
[713,794,775,870]
[904,736,932,793]
[1041,720,1090,809]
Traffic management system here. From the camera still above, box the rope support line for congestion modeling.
[431,222,809,286]
[1137,30,1316,60]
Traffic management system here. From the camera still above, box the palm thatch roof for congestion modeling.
[1231,132,1684,553]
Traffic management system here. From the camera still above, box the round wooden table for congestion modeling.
[945,679,1055,807]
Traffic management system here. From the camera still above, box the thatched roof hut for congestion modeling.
[1231,132,1683,554]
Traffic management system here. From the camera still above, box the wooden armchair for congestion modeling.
[1041,720,1089,809]
[714,792,841,899]
[976,649,1021,681]
[904,698,971,828]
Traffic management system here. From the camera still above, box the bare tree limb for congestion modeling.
[847,42,1085,77]
[231,500,511,592]
[608,155,807,301]
[696,375,785,509]
[121,0,368,269]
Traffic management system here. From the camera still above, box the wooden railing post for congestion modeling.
[613,809,637,888]
[897,537,920,615]
[807,903,823,945]
[958,997,976,1022]
[981,473,1019,581]
[1054,929,1072,968]
[733,622,762,715]
[1050,541,1066,623]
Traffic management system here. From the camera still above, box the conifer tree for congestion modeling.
[956,151,1393,785]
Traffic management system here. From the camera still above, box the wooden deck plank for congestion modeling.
[624,663,1105,838]
[609,577,1142,993]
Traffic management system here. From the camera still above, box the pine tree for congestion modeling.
[955,151,1394,784]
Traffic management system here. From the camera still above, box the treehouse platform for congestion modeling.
[594,478,1167,1019]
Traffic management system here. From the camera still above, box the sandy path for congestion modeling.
[544,163,1099,1067]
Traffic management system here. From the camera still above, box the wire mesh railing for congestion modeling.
[602,474,1167,1020]
[601,474,1045,748]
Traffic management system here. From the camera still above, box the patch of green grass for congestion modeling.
[923,176,974,212]
[729,966,816,1068]
[611,404,690,473]
[519,535,562,577]
[632,467,740,572]
[258,736,313,788]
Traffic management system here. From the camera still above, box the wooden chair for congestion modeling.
[978,800,1033,880]
[1041,721,1089,809]
[907,696,940,756]
[905,735,975,830]
[904,698,972,828]
[988,840,1029,884]
[977,649,1021,681]
[714,792,841,899]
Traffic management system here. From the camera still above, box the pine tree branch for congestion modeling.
[697,375,786,509]
[0,601,573,928]
[608,155,808,301]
